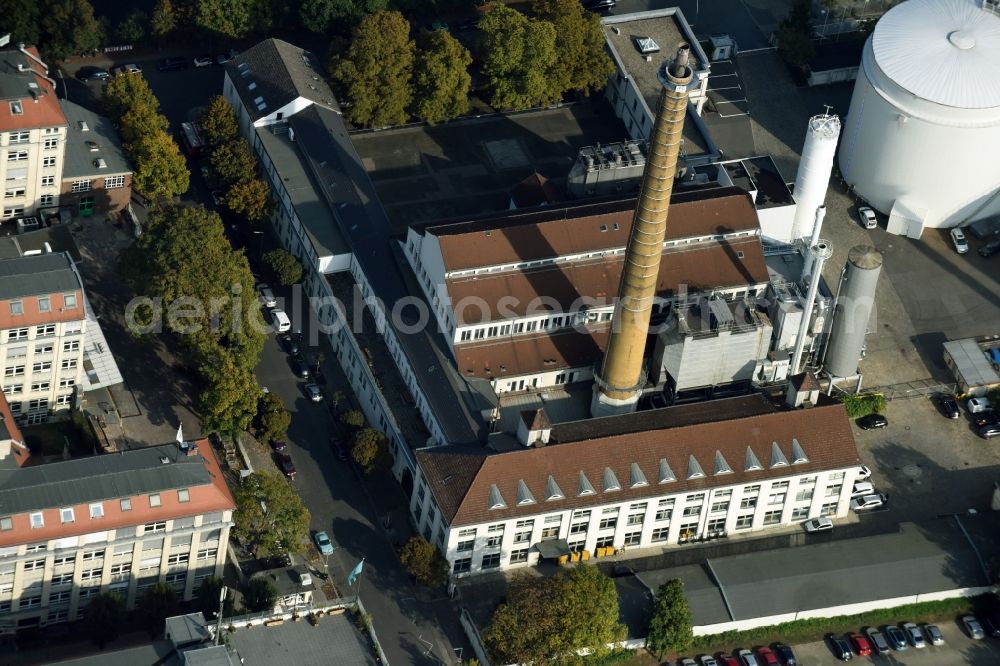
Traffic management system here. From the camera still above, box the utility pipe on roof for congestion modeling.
[791,240,833,376]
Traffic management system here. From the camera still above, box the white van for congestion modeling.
[270,308,291,333]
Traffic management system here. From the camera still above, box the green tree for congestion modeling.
[196,0,250,37]
[210,140,258,188]
[531,0,614,95]
[233,472,311,558]
[264,248,303,286]
[243,577,279,612]
[412,29,471,125]
[479,5,560,111]
[256,392,290,443]
[484,565,625,664]
[351,427,386,473]
[340,409,365,428]
[301,0,389,33]
[140,583,178,638]
[776,24,815,67]
[225,179,271,224]
[399,536,449,586]
[114,9,148,44]
[645,579,693,660]
[195,576,235,618]
[102,70,161,122]
[128,131,190,200]
[199,354,261,434]
[119,105,169,144]
[40,0,104,60]
[199,96,240,148]
[82,592,125,648]
[6,0,40,48]
[333,10,414,128]
[150,0,177,41]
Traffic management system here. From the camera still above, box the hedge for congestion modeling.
[686,594,992,654]
[840,393,887,419]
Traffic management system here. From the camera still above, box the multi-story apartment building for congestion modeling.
[0,252,87,423]
[0,437,235,634]
[0,46,68,222]
[412,386,863,577]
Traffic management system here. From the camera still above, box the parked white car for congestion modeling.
[968,397,991,414]
[270,308,291,333]
[257,283,277,308]
[804,517,833,533]
[950,227,969,254]
[858,205,878,229]
[851,481,874,497]
[851,494,884,511]
[856,465,872,480]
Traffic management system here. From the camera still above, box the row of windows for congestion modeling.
[5,152,57,167]
[8,293,77,316]
[457,310,613,344]
[2,491,191,531]
[70,175,125,192]
[5,323,66,342]
[3,358,77,376]
[4,340,78,360]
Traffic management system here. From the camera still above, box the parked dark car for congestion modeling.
[157,57,188,72]
[278,453,296,479]
[981,612,1000,637]
[582,0,617,10]
[330,436,349,462]
[863,626,890,654]
[76,66,110,81]
[826,634,852,661]
[936,394,960,419]
[772,643,796,665]
[290,354,310,379]
[279,333,300,355]
[857,413,888,430]
[883,625,909,650]
[979,238,1000,258]
[979,422,1000,439]
[269,439,287,453]
[974,410,999,428]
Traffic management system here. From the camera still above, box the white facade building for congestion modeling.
[413,394,863,577]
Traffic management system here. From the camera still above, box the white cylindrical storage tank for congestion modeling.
[838,0,1000,230]
[791,115,840,239]
[825,245,883,378]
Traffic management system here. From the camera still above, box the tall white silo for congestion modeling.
[838,0,1000,231]
[790,114,841,239]
[825,245,883,379]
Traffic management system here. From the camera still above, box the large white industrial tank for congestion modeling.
[791,115,840,239]
[838,0,1000,232]
[825,245,883,379]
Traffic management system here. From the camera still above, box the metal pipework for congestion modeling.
[802,205,827,281]
[593,45,693,413]
[790,240,833,375]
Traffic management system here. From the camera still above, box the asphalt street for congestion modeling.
[67,56,467,664]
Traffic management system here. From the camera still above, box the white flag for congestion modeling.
[176,423,184,444]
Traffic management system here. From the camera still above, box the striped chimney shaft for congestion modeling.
[592,44,694,417]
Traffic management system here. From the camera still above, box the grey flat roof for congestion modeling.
[0,443,211,515]
[166,612,211,646]
[944,338,1000,388]
[48,640,177,665]
[250,566,311,596]
[183,646,239,666]
[602,9,710,119]
[0,50,40,102]
[0,251,81,300]
[0,225,82,261]
[227,612,377,665]
[638,521,989,626]
[285,103,483,444]
[255,123,350,258]
[59,99,131,179]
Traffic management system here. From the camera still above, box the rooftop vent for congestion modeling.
[687,455,705,479]
[516,480,536,505]
[238,63,251,78]
[159,456,171,465]
[248,82,257,91]
[713,451,733,475]
[78,121,89,132]
[546,475,564,501]
[658,458,676,484]
[634,36,660,54]
[629,462,648,488]
[602,467,621,492]
[86,140,99,151]
[770,442,789,468]
[578,470,596,496]
[745,446,763,472]
[488,484,507,510]
[93,158,107,169]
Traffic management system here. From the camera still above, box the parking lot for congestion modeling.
[791,620,1000,664]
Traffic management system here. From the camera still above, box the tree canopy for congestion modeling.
[195,0,271,38]
[645,579,693,659]
[140,583,179,637]
[412,29,472,125]
[210,140,258,189]
[199,96,240,148]
[351,427,387,473]
[243,577,279,612]
[119,203,264,432]
[195,576,234,618]
[264,248,303,286]
[484,565,625,663]
[233,471,311,558]
[225,179,271,224]
[479,5,560,111]
[115,9,149,45]
[333,11,414,127]
[40,0,104,61]
[399,536,449,586]
[83,592,125,648]
[150,0,177,41]
[300,0,388,33]
[531,0,614,95]
[256,392,290,443]
[6,0,40,49]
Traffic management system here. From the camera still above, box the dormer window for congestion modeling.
[10,101,23,115]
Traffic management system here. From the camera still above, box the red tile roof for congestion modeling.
[417,400,860,526]
[454,326,609,379]
[0,48,68,133]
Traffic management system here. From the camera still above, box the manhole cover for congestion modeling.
[901,464,922,479]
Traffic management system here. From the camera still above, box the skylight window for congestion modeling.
[634,36,661,54]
